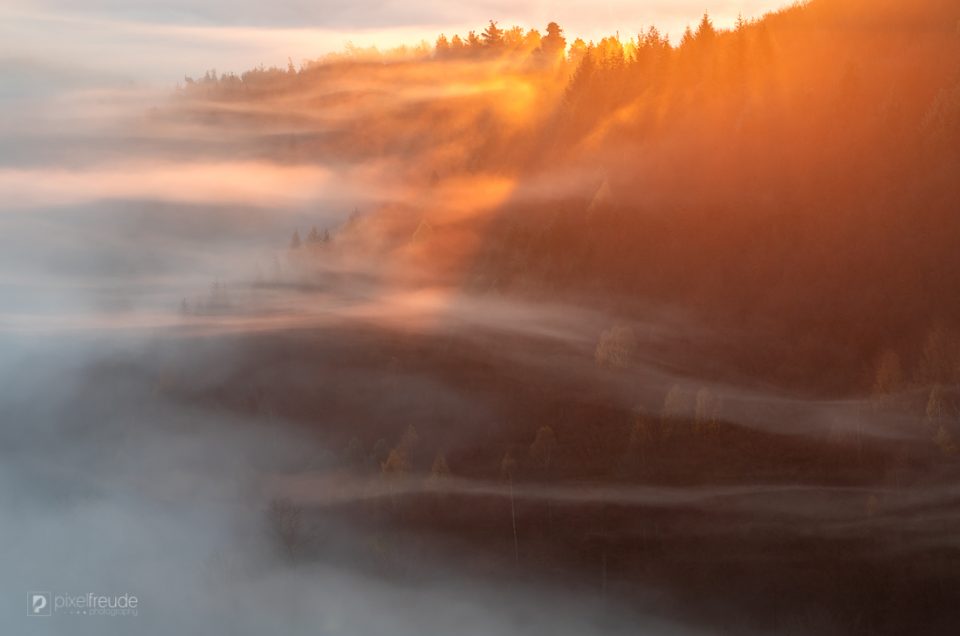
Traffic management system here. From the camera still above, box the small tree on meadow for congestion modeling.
[500,449,520,564]
[595,325,636,369]
[694,388,721,435]
[627,414,656,467]
[872,349,903,403]
[528,426,557,472]
[661,385,690,440]
[918,325,959,385]
[369,437,389,471]
[430,452,450,480]
[925,385,946,431]
[381,447,411,475]
[935,423,958,456]
[426,452,452,501]
[500,449,518,481]
[924,385,958,457]
[382,424,419,475]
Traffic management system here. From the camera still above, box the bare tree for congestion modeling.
[500,450,520,565]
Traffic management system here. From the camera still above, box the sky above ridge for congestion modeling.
[1,0,789,87]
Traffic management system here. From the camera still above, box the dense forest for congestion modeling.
[178,0,960,397]
[164,0,960,478]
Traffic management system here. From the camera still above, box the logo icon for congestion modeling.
[29,592,52,617]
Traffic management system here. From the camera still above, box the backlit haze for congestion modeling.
[3,0,960,634]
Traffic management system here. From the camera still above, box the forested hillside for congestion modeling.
[179,0,960,394]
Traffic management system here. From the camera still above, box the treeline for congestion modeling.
[434,21,567,66]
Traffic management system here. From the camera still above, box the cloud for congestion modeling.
[0,162,335,208]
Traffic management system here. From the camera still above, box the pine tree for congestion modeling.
[435,34,451,57]
[567,38,588,67]
[466,31,481,51]
[481,21,504,49]
[541,22,566,57]
[696,13,717,45]
[735,12,747,31]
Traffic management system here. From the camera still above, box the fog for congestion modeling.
[4,2,959,633]
[1,332,714,635]
[0,49,694,635]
